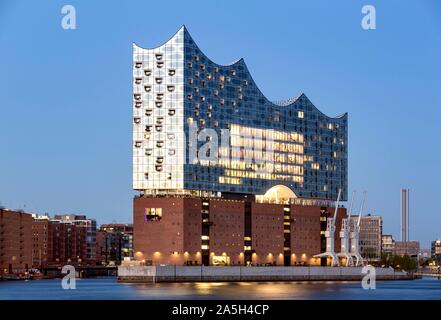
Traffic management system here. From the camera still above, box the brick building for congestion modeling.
[0,209,33,275]
[96,224,133,265]
[133,195,345,266]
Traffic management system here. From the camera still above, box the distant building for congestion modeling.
[432,239,441,260]
[352,214,382,262]
[31,214,52,268]
[0,209,33,275]
[54,214,97,264]
[96,224,133,265]
[400,188,410,242]
[419,248,431,260]
[382,234,395,256]
[393,241,420,257]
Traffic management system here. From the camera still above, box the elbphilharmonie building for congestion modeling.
[132,26,348,266]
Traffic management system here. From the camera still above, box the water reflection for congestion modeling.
[0,277,440,300]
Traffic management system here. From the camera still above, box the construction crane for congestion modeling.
[350,191,366,267]
[314,189,341,267]
[337,191,355,266]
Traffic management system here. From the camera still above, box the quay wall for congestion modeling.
[117,266,413,283]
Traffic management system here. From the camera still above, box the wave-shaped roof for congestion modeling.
[135,25,347,121]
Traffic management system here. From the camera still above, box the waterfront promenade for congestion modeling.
[118,266,413,283]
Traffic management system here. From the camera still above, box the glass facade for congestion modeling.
[133,26,348,201]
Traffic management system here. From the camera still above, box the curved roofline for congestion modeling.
[133,25,186,50]
[135,26,347,120]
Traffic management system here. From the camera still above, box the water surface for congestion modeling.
[0,277,440,300]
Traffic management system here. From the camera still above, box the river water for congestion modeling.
[0,277,440,300]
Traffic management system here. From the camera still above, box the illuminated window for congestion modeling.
[298,111,304,119]
[145,208,162,222]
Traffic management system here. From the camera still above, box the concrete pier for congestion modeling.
[117,266,413,283]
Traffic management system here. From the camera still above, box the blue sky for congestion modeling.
[0,0,440,247]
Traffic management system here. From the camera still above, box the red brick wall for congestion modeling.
[0,210,33,275]
[32,220,53,268]
[133,196,347,266]
[251,203,284,265]
[209,199,244,265]
[134,197,188,265]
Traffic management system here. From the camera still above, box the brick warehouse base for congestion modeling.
[133,196,346,266]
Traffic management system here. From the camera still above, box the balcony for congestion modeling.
[144,69,152,76]
[134,141,142,148]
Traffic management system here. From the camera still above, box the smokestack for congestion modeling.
[400,188,409,242]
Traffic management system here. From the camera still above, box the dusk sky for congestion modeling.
[0,0,440,247]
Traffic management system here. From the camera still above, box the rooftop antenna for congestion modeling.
[337,191,355,266]
[314,189,341,267]
[350,191,366,267]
